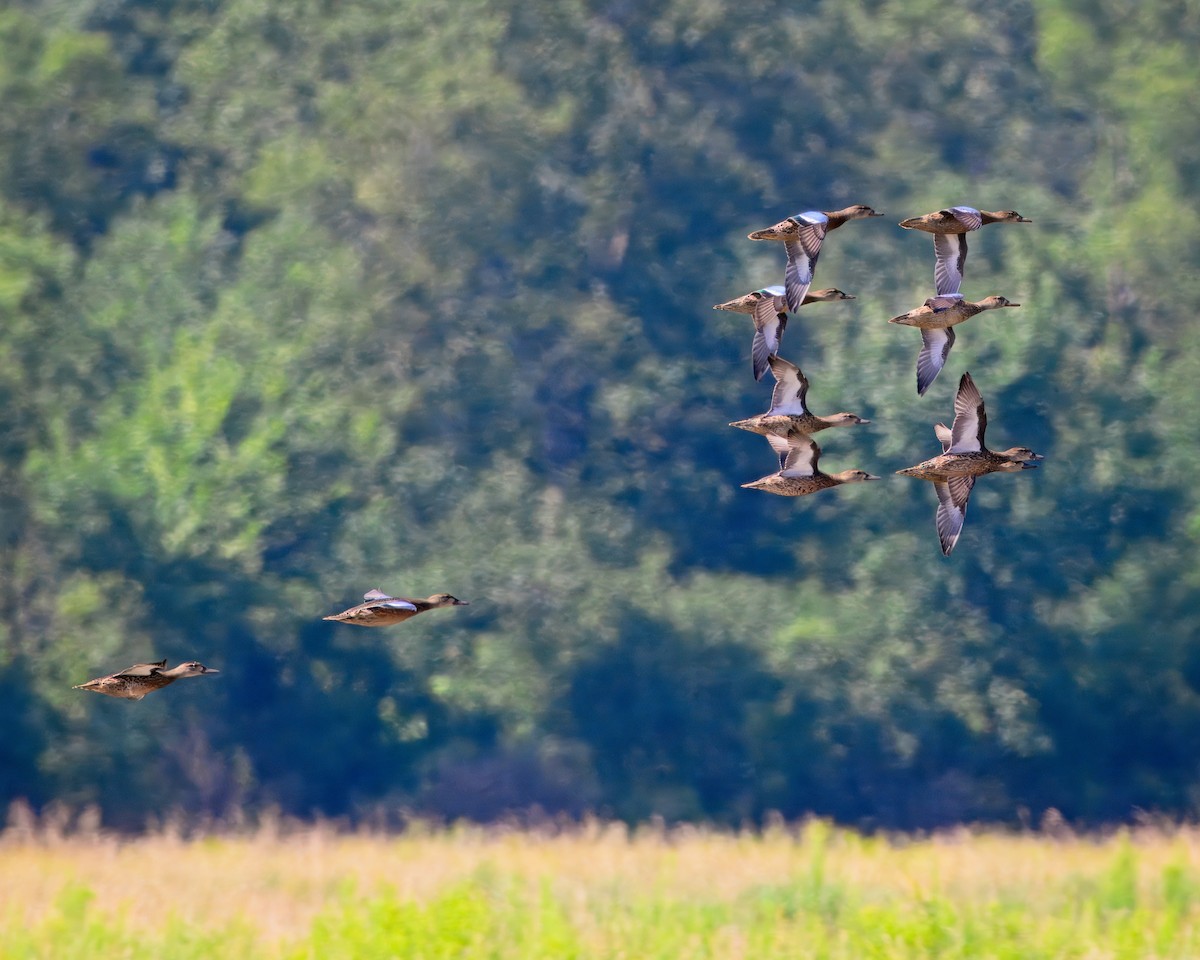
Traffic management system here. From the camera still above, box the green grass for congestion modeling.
[5,824,1200,958]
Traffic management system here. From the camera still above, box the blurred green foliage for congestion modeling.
[1,0,1198,828]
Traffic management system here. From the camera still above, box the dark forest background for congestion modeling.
[2,0,1199,830]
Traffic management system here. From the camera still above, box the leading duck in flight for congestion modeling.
[747,204,883,312]
[899,206,1031,296]
[889,294,1021,396]
[712,286,855,381]
[323,589,469,627]
[741,429,878,497]
[74,660,220,701]
[896,371,1043,555]
[728,355,870,438]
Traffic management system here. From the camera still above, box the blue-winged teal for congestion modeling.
[729,355,870,438]
[741,429,878,497]
[74,660,220,701]
[899,207,1031,296]
[747,205,883,312]
[896,371,1042,555]
[712,286,855,381]
[889,294,1020,396]
[323,588,469,627]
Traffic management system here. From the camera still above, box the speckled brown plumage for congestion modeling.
[323,589,469,627]
[74,660,220,701]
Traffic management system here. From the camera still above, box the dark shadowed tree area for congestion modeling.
[2,0,1199,830]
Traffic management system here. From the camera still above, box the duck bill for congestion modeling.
[1003,302,1021,308]
[1018,216,1033,222]
[452,599,470,606]
[203,668,221,675]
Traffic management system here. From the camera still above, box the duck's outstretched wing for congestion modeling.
[933,476,976,556]
[751,295,787,382]
[933,232,968,296]
[917,327,956,396]
[783,218,828,312]
[766,355,810,415]
[779,432,821,477]
[764,432,794,470]
[948,372,987,452]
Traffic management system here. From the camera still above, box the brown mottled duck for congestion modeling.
[896,371,1043,555]
[323,589,469,627]
[898,206,1031,296]
[746,204,883,311]
[712,286,855,381]
[741,429,878,497]
[729,355,870,438]
[74,660,220,701]
[889,294,1021,396]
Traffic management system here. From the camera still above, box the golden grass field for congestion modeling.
[3,810,1200,958]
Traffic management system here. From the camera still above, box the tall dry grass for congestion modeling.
[4,803,1200,958]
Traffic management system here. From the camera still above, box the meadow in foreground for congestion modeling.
[3,813,1200,959]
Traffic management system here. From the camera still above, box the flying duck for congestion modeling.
[896,371,1043,555]
[899,206,1031,296]
[323,589,469,627]
[889,294,1020,395]
[747,204,883,311]
[712,287,855,381]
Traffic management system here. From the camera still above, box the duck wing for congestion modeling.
[947,206,983,230]
[934,476,976,556]
[782,218,828,312]
[916,327,956,396]
[750,295,787,382]
[933,232,968,296]
[948,372,987,452]
[766,355,810,415]
[362,588,418,611]
[934,422,953,452]
[779,432,821,477]
[115,660,168,677]
[374,598,418,611]
[765,432,791,470]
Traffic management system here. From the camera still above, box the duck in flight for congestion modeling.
[889,294,1021,396]
[728,355,870,438]
[323,589,469,627]
[747,204,883,312]
[712,287,855,381]
[896,371,1042,555]
[741,429,878,497]
[899,206,1031,296]
[74,660,220,701]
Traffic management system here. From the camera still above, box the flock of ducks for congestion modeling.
[718,203,1042,555]
[75,203,1042,701]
